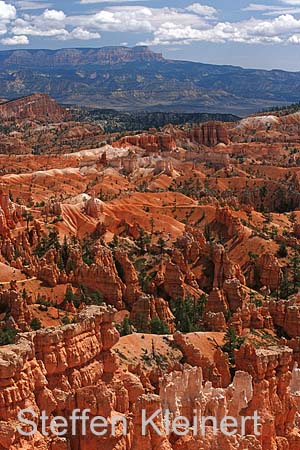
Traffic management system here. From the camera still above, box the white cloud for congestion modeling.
[0,1,16,38]
[243,3,300,15]
[243,3,271,11]
[42,9,65,21]
[65,5,208,36]
[10,7,102,40]
[2,2,300,47]
[281,0,300,4]
[67,27,100,40]
[11,8,68,38]
[0,23,7,34]
[247,0,300,7]
[1,33,28,44]
[0,1,16,21]
[15,1,53,10]
[288,33,300,42]
[141,13,300,46]
[186,3,217,17]
[12,17,68,36]
[80,0,147,3]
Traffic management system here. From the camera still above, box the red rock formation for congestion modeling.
[0,282,32,331]
[130,294,175,332]
[223,278,248,312]
[258,252,282,291]
[114,250,141,306]
[154,159,174,175]
[229,303,274,335]
[122,157,138,174]
[0,189,23,235]
[71,246,125,309]
[154,249,202,300]
[1,305,299,449]
[204,311,227,331]
[160,367,266,450]
[0,306,125,449]
[205,288,229,314]
[38,249,61,287]
[173,331,231,387]
[0,135,31,154]
[175,227,206,265]
[43,198,62,218]
[236,344,300,450]
[189,122,230,147]
[269,296,300,338]
[0,94,67,122]
[116,132,176,152]
[294,222,300,239]
[213,244,246,288]
[132,394,172,449]
[154,258,185,299]
[84,193,104,219]
[215,206,245,241]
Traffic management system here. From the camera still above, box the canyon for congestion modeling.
[0,93,300,449]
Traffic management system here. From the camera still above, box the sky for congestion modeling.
[0,0,300,70]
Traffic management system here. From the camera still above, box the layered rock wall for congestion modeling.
[0,94,67,122]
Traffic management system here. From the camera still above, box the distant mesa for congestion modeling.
[0,46,164,67]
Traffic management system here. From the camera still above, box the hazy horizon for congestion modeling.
[1,43,300,73]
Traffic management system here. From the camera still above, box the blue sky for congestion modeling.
[0,0,300,70]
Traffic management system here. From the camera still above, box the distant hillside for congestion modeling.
[72,108,239,133]
[257,102,300,117]
[0,46,300,115]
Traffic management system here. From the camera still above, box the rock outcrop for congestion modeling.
[189,122,230,147]
[130,295,175,333]
[173,331,231,388]
[269,296,300,338]
[258,252,282,291]
[117,133,176,152]
[0,94,67,122]
[0,282,32,331]
[0,306,123,449]
[215,206,245,241]
[1,307,300,449]
[71,246,125,309]
[0,189,23,236]
[213,244,246,289]
[236,344,300,450]
[84,194,104,219]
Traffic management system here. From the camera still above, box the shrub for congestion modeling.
[119,317,132,336]
[277,242,288,258]
[0,327,17,346]
[222,328,244,365]
[150,317,170,335]
[30,318,42,331]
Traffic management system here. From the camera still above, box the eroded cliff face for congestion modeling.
[189,122,230,147]
[235,344,300,450]
[269,296,300,339]
[0,190,24,238]
[0,94,67,122]
[0,307,299,450]
[0,306,121,449]
[116,133,177,152]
